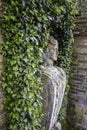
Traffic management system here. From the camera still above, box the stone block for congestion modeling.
[0,112,6,126]
[0,34,3,43]
[0,55,3,62]
[0,98,3,104]
[0,103,4,114]
[0,88,3,99]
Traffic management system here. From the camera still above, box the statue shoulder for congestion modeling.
[55,66,66,81]
[42,66,57,79]
[42,66,66,82]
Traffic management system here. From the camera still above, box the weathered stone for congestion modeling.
[0,112,6,126]
[0,103,4,114]
[42,36,66,130]
[0,0,4,20]
[67,37,87,130]
[0,2,5,127]
[52,122,61,130]
[0,62,3,69]
[74,0,87,36]
[0,56,3,62]
[0,90,3,99]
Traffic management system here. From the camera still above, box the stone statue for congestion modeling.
[42,36,66,130]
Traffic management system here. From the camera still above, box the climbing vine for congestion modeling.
[0,0,77,130]
[54,0,78,122]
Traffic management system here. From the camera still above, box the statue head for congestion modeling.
[44,36,58,64]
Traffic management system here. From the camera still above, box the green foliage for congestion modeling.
[1,0,77,130]
[53,0,78,121]
[1,1,49,130]
[50,0,78,74]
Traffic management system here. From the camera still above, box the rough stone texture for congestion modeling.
[54,122,61,130]
[0,2,6,129]
[67,37,87,130]
[42,36,66,130]
[74,0,87,36]
[0,0,4,20]
[67,1,87,130]
[0,35,5,130]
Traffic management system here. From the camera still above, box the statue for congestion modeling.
[42,36,66,130]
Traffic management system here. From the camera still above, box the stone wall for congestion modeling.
[74,0,87,36]
[67,37,87,130]
[67,0,87,130]
[0,1,6,129]
[0,35,5,130]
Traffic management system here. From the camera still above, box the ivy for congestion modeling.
[0,0,77,130]
[52,0,78,122]
[1,1,49,130]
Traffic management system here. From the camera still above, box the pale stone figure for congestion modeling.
[42,36,66,130]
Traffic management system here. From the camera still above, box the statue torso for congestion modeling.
[42,66,66,130]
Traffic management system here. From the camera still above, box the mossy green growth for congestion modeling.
[0,0,78,130]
